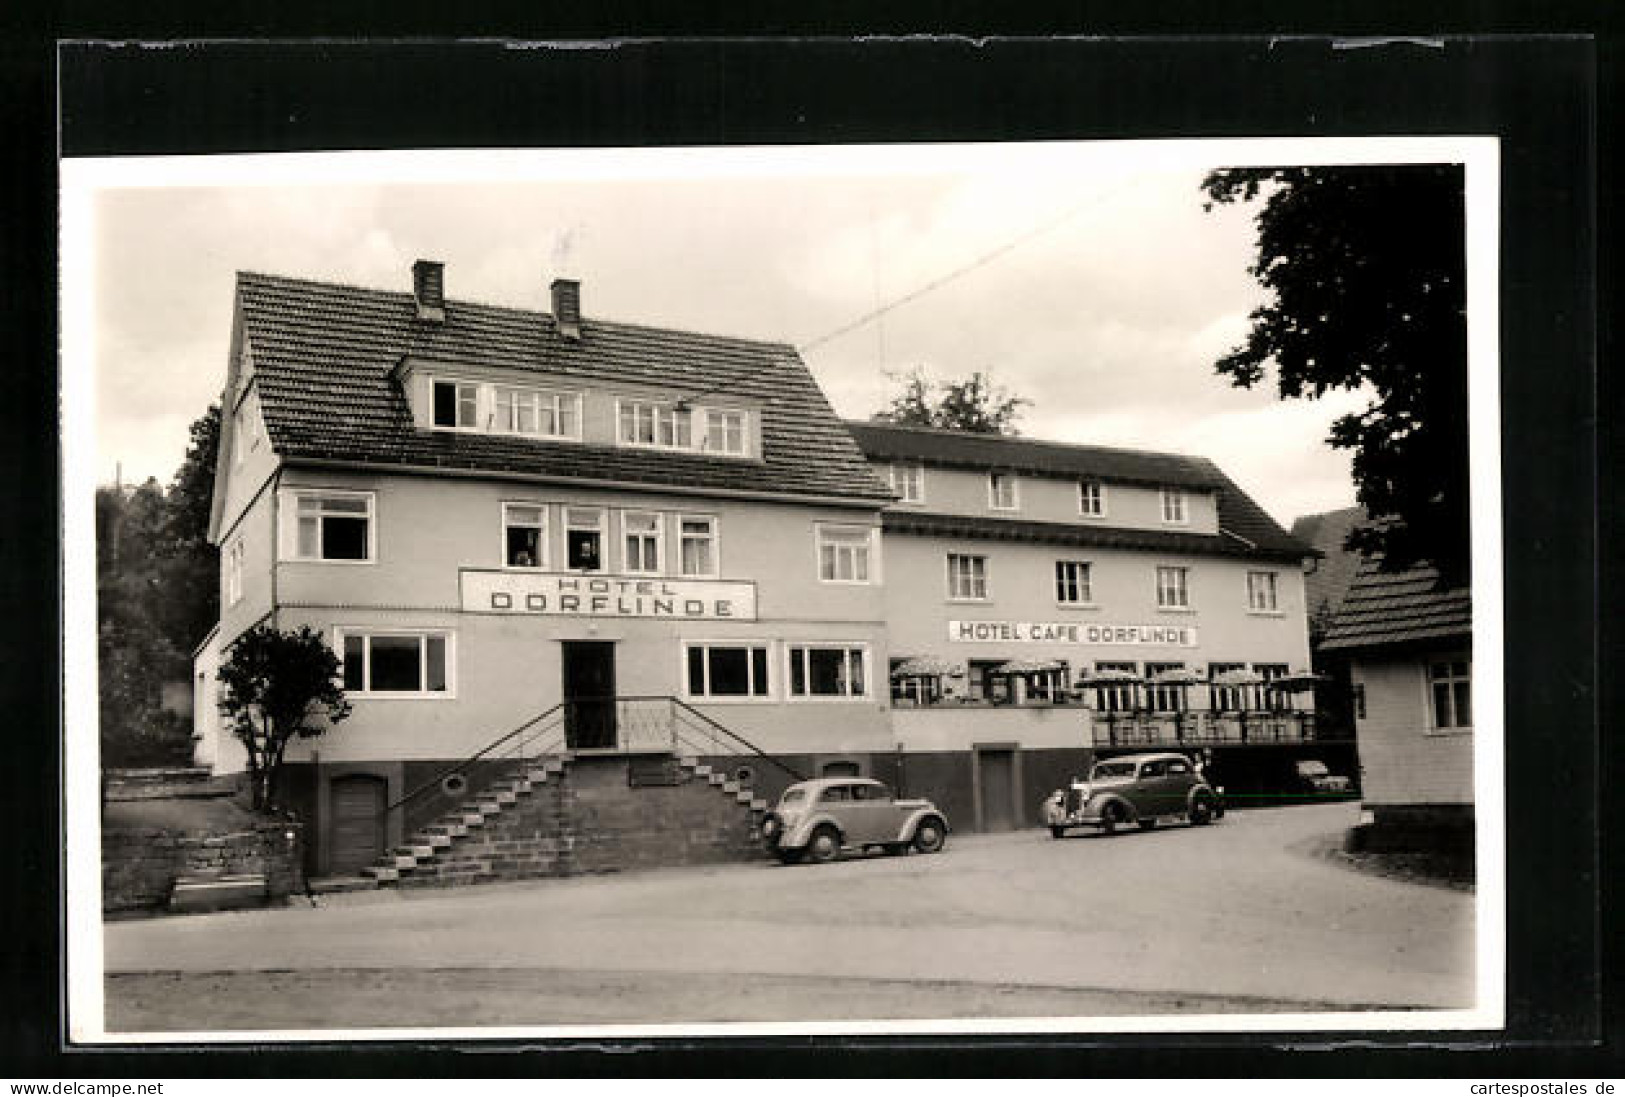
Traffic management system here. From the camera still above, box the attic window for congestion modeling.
[433,380,479,429]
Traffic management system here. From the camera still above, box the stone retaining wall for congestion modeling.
[102,820,305,912]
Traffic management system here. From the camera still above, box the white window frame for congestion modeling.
[947,553,989,601]
[564,506,607,572]
[677,514,720,578]
[702,408,749,456]
[988,471,1020,511]
[494,385,582,440]
[1160,487,1189,525]
[1246,570,1280,613]
[816,523,878,585]
[224,537,245,606]
[1155,565,1191,610]
[335,627,456,700]
[785,642,873,702]
[284,489,376,564]
[1426,658,1473,734]
[1078,480,1106,518]
[431,377,483,431]
[680,640,775,703]
[1054,560,1095,606]
[621,510,665,575]
[501,502,548,570]
[889,462,925,504]
[617,399,694,451]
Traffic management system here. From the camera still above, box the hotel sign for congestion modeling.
[463,571,757,621]
[948,620,1198,647]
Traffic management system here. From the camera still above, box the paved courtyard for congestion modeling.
[99,802,1477,1032]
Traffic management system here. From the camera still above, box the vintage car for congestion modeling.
[1042,752,1222,837]
[760,777,949,865]
[1294,759,1354,795]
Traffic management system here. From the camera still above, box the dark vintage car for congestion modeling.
[760,777,950,864]
[1042,752,1223,837]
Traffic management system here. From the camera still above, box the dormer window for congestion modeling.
[619,401,693,450]
[1160,487,1188,524]
[495,386,580,439]
[704,409,747,456]
[433,380,479,429]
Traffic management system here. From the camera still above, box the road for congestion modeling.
[100,802,1476,1032]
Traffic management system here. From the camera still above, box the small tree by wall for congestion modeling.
[217,625,352,812]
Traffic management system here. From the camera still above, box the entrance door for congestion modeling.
[562,641,617,749]
[977,748,1016,832]
[330,775,387,875]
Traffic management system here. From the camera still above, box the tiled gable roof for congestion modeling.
[848,420,1309,559]
[1319,554,1472,653]
[234,271,893,503]
[1291,505,1368,622]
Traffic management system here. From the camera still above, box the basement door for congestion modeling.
[976,747,1017,833]
[329,775,387,876]
[562,640,617,749]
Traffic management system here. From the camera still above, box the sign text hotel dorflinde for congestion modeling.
[948,620,1198,647]
[464,571,757,620]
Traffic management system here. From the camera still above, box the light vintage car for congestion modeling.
[1294,759,1354,795]
[760,777,949,864]
[1042,752,1222,837]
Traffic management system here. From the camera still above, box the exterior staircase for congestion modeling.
[361,752,773,888]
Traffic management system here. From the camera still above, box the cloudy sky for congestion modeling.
[72,142,1385,527]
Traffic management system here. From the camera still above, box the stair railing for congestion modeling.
[670,698,809,783]
[379,701,569,826]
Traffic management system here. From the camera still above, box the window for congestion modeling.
[503,503,545,569]
[948,554,988,600]
[618,401,693,450]
[1429,660,1472,730]
[1093,661,1138,713]
[1247,570,1279,612]
[1055,560,1094,605]
[291,491,373,562]
[565,507,604,571]
[339,630,452,697]
[889,463,925,504]
[788,645,869,699]
[1078,480,1105,517]
[967,659,1011,705]
[1255,663,1290,712]
[1208,662,1246,712]
[1144,661,1187,713]
[817,525,875,583]
[685,643,770,699]
[1161,487,1188,524]
[495,386,579,439]
[622,511,664,574]
[703,409,747,455]
[224,539,244,606]
[432,380,480,429]
[988,472,1019,510]
[1156,565,1190,609]
[678,515,718,577]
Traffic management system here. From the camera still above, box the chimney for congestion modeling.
[551,278,581,341]
[412,260,446,322]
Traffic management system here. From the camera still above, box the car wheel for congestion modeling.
[1189,794,1214,826]
[1049,825,1066,839]
[1100,802,1127,835]
[913,818,947,854]
[806,825,842,864]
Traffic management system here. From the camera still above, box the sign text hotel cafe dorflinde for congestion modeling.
[948,620,1198,647]
[463,570,757,621]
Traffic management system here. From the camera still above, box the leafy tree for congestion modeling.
[217,625,352,812]
[1201,165,1470,587]
[156,404,222,654]
[872,367,1030,435]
